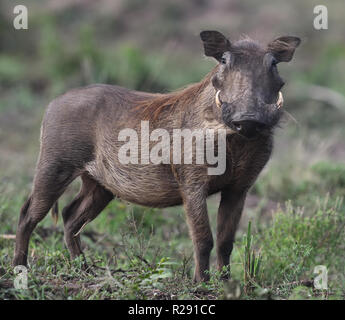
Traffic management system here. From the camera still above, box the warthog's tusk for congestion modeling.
[215,90,222,108]
[277,91,284,109]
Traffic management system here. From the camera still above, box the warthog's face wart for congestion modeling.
[200,31,301,138]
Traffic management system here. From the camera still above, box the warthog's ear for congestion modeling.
[267,36,301,62]
[200,30,231,62]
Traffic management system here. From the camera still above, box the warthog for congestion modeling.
[13,30,300,282]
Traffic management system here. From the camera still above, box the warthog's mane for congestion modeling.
[134,67,217,120]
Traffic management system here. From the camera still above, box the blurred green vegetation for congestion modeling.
[0,0,344,300]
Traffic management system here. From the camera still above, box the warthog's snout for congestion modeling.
[221,92,284,139]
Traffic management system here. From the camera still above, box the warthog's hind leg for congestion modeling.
[62,173,113,259]
[13,163,77,266]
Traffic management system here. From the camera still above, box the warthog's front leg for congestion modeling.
[216,188,247,278]
[183,190,213,282]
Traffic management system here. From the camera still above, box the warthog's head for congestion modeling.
[200,30,300,138]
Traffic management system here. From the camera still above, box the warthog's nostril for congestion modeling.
[232,120,268,138]
[255,122,267,132]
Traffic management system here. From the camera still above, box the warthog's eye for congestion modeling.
[220,52,232,66]
[264,53,278,71]
[270,61,285,90]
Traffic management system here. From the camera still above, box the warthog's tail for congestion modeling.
[51,201,59,225]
